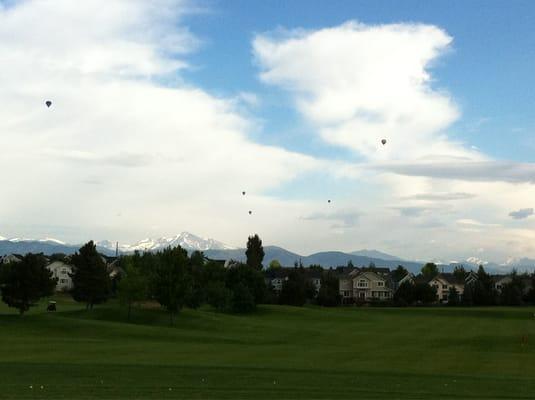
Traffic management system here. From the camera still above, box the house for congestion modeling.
[0,254,22,264]
[428,273,465,303]
[350,270,393,301]
[265,268,291,292]
[338,275,353,303]
[47,260,74,292]
[390,271,415,291]
[493,274,533,296]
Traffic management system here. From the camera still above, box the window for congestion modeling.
[377,281,384,287]
[442,284,448,289]
[60,279,68,284]
[358,279,368,288]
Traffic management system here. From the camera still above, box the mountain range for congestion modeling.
[1,232,534,273]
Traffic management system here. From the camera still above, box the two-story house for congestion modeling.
[47,260,74,291]
[350,270,393,301]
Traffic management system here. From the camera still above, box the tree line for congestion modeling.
[1,235,535,317]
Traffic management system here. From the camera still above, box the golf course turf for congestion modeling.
[1,297,534,399]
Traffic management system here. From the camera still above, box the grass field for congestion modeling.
[1,297,535,399]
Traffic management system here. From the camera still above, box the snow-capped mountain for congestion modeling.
[97,232,236,253]
[3,237,66,245]
[465,256,488,266]
[502,257,535,268]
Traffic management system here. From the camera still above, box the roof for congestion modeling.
[431,273,465,285]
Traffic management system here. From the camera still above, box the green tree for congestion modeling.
[394,281,415,306]
[71,241,111,310]
[447,287,460,306]
[500,271,524,305]
[0,253,56,315]
[151,246,192,324]
[117,259,148,320]
[317,271,341,307]
[230,283,256,313]
[453,265,468,281]
[421,262,439,279]
[472,265,497,305]
[279,269,306,306]
[414,282,437,304]
[347,260,354,268]
[246,234,265,270]
[268,259,282,270]
[392,265,409,282]
[206,281,232,312]
[225,263,266,306]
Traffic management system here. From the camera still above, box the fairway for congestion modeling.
[1,299,535,399]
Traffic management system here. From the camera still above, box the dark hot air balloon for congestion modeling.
[381,139,387,145]
[45,100,52,108]
[248,210,252,215]
[242,191,246,195]
[328,200,331,203]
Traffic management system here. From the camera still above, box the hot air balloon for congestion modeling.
[242,191,246,195]
[45,100,52,108]
[248,210,252,215]
[381,139,387,145]
[328,200,331,203]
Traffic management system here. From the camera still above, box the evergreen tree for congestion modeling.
[500,271,524,305]
[317,271,341,307]
[246,234,264,270]
[71,241,111,310]
[0,253,56,315]
[279,269,306,306]
[392,265,409,282]
[394,281,415,306]
[447,287,460,306]
[453,265,468,281]
[472,265,497,305]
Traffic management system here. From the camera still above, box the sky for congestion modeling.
[1,0,535,263]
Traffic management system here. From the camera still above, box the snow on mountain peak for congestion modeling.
[466,256,488,265]
[98,232,235,253]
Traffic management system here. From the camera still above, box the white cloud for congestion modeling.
[254,22,481,163]
[0,0,323,246]
[253,20,535,261]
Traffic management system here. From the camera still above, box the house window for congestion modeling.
[358,279,368,288]
[442,284,448,289]
[377,281,384,287]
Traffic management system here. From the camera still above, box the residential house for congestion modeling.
[47,260,74,291]
[428,273,465,303]
[350,270,393,301]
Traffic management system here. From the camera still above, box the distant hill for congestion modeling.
[350,249,402,261]
[0,239,115,257]
[205,246,423,272]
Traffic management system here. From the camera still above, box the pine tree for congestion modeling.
[245,234,265,271]
[0,253,56,315]
[71,241,111,309]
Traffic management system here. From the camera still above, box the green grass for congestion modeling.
[1,297,535,399]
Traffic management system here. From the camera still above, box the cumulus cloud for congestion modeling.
[253,22,481,163]
[0,0,322,245]
[509,208,534,220]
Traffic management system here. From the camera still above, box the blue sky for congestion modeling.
[179,0,535,162]
[0,0,534,264]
